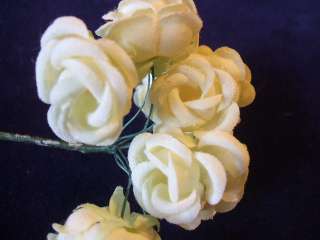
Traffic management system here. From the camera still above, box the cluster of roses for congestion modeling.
[36,1,256,239]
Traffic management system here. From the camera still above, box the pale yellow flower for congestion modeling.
[128,130,249,230]
[48,187,161,240]
[36,17,138,146]
[96,0,202,64]
[134,48,244,132]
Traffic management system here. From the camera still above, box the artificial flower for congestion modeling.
[128,130,249,230]
[47,187,160,240]
[96,0,203,65]
[134,48,242,132]
[36,16,138,146]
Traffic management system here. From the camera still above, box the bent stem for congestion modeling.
[121,69,153,133]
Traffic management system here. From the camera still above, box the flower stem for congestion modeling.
[121,176,132,218]
[118,124,154,142]
[144,104,154,130]
[114,154,130,176]
[122,71,152,132]
[117,148,129,168]
[0,131,114,154]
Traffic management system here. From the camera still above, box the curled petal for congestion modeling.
[145,134,193,166]
[128,133,153,169]
[132,162,156,192]
[167,198,201,225]
[151,184,198,216]
[197,130,250,177]
[195,152,227,205]
[203,46,256,107]
[41,16,89,48]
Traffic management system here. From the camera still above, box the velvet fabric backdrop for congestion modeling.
[0,0,319,239]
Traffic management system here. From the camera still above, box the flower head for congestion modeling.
[36,17,139,146]
[128,130,249,230]
[135,45,255,133]
[96,0,202,64]
[48,187,160,240]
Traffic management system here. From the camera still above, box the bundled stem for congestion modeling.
[0,131,114,154]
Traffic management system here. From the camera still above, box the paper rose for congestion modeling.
[128,130,249,230]
[36,17,139,146]
[96,0,203,64]
[47,187,161,240]
[134,49,242,132]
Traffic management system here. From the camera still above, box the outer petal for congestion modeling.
[145,134,193,166]
[201,45,256,107]
[40,16,89,48]
[197,130,250,177]
[151,184,198,216]
[128,133,153,169]
[195,152,227,205]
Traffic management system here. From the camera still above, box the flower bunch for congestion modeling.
[0,0,256,239]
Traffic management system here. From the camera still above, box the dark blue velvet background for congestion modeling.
[0,0,319,239]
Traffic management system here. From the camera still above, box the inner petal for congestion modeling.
[177,84,202,102]
[68,90,98,129]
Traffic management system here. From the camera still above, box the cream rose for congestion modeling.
[96,0,202,64]
[48,187,161,240]
[134,48,242,132]
[36,17,138,146]
[128,130,249,230]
